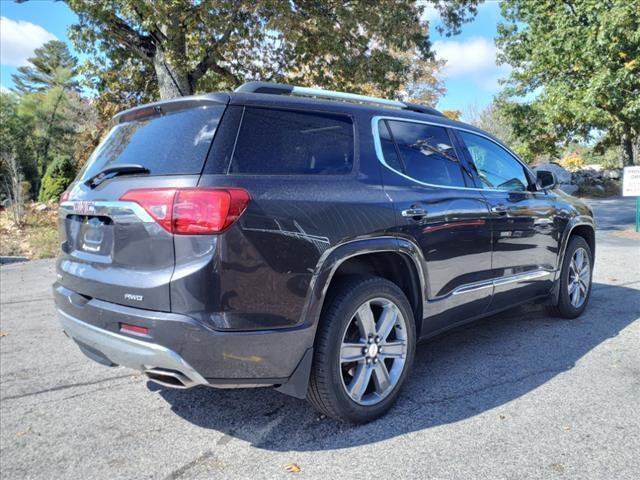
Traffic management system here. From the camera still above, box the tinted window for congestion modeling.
[80,105,225,180]
[459,131,530,191]
[385,120,465,187]
[378,121,403,172]
[230,108,353,174]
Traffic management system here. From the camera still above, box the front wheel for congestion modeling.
[307,276,416,423]
[552,236,593,319]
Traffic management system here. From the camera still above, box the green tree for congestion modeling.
[11,40,79,93]
[496,0,640,165]
[39,155,76,202]
[9,41,82,194]
[66,0,480,100]
[0,92,38,191]
[17,68,79,191]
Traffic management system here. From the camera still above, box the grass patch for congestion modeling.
[0,203,59,259]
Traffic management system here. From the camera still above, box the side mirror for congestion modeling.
[536,170,557,190]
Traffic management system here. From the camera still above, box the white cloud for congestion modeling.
[0,16,57,66]
[420,5,440,24]
[433,37,497,77]
[433,36,510,91]
[0,84,9,93]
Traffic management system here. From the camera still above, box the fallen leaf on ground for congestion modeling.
[613,229,640,240]
[0,330,8,338]
[16,427,31,437]
[285,463,301,473]
[549,462,565,474]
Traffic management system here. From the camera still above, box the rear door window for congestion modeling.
[382,120,466,188]
[80,105,226,181]
[229,107,354,175]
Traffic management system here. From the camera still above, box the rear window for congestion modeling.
[383,120,466,188]
[80,105,226,180]
[229,107,354,175]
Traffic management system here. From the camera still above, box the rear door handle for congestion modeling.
[401,208,428,219]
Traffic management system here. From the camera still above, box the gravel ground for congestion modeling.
[1,197,639,480]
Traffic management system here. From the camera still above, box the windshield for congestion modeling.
[80,105,226,181]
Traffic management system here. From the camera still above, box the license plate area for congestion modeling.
[67,215,114,256]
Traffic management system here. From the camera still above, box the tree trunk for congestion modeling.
[35,87,65,195]
[153,48,192,99]
[621,128,635,167]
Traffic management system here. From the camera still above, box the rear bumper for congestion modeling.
[54,283,315,394]
[59,309,208,388]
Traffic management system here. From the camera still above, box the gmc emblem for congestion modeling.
[73,201,96,215]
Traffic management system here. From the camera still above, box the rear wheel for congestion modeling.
[307,276,416,423]
[552,236,593,319]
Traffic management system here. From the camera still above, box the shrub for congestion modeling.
[560,151,585,172]
[39,156,76,202]
[600,148,621,170]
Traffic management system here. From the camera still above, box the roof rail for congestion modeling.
[234,81,444,117]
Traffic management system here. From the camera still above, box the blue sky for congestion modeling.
[0,1,508,115]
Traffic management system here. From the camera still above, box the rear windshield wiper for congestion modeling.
[84,164,150,188]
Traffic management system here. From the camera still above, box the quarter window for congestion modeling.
[230,107,353,175]
[458,131,530,192]
[382,120,466,188]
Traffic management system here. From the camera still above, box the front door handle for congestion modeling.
[401,207,428,219]
[491,204,508,214]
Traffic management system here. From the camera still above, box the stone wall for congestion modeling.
[534,162,622,196]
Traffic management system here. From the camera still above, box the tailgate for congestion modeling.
[56,97,228,311]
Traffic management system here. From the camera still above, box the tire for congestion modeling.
[551,236,593,319]
[307,276,416,423]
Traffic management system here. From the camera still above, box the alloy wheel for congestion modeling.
[339,298,408,406]
[568,247,590,308]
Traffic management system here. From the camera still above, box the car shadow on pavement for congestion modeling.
[151,282,639,452]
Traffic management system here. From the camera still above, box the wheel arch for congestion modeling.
[302,236,427,335]
[557,217,596,272]
[275,236,427,399]
[551,217,596,303]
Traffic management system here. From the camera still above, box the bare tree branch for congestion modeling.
[102,12,156,61]
[189,6,242,87]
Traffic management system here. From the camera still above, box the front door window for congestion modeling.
[458,131,530,192]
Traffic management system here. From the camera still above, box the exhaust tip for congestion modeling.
[144,368,194,389]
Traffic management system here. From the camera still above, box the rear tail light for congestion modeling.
[119,187,250,234]
[59,189,70,203]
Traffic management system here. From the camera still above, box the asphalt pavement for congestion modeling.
[1,196,638,479]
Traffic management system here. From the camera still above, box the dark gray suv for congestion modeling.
[54,82,595,423]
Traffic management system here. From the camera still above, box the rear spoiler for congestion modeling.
[113,93,230,124]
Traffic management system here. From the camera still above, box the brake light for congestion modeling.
[59,189,70,203]
[119,188,250,234]
[120,188,176,232]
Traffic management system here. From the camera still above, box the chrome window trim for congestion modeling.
[371,115,538,193]
[436,269,554,300]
